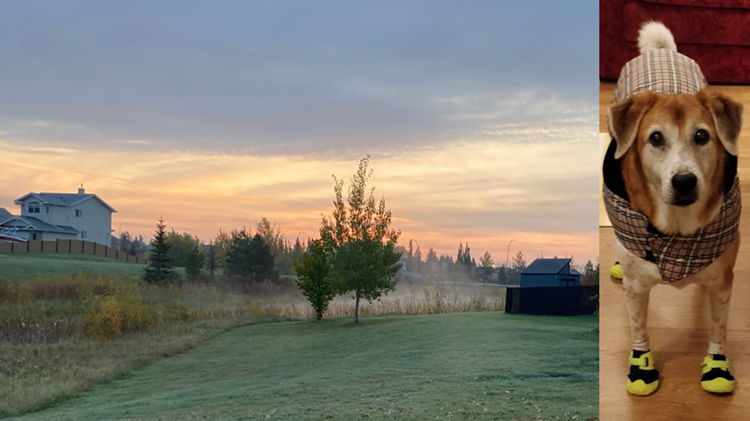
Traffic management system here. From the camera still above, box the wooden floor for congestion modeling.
[600,83,750,420]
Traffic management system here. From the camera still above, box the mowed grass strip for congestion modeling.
[12,313,598,421]
[0,254,188,278]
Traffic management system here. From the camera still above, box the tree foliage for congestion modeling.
[185,246,205,280]
[294,239,335,320]
[225,231,278,282]
[511,250,527,274]
[165,231,202,268]
[320,156,402,323]
[144,217,175,284]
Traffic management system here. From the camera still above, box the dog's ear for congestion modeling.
[697,88,743,156]
[608,91,656,159]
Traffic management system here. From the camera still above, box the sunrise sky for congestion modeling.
[0,1,598,264]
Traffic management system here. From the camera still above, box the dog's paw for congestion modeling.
[627,350,659,396]
[701,354,734,394]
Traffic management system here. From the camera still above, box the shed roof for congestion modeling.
[522,258,572,275]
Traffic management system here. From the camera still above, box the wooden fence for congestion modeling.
[0,239,147,264]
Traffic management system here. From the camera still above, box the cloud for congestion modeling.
[0,131,598,262]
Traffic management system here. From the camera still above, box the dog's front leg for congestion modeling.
[623,275,659,395]
[623,276,653,351]
[700,268,735,393]
[708,269,733,355]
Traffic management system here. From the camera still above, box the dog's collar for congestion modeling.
[603,178,742,282]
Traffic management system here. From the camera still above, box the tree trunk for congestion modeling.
[354,291,360,323]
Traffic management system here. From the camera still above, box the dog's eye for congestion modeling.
[648,131,664,147]
[694,129,709,145]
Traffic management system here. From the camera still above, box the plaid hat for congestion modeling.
[605,48,740,282]
[603,179,741,282]
[612,48,707,103]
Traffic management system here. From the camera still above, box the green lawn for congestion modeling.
[0,254,186,278]
[10,312,598,421]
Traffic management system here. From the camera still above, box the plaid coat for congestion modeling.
[604,48,741,282]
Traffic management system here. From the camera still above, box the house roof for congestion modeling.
[14,192,117,213]
[0,208,12,224]
[0,215,79,234]
[522,258,574,275]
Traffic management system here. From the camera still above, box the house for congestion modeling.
[519,258,580,288]
[0,186,116,246]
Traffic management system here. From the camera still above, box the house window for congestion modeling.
[45,206,50,214]
[32,233,37,240]
[76,209,83,218]
[28,202,40,214]
[81,231,87,239]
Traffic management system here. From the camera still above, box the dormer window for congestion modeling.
[76,209,83,218]
[28,202,40,214]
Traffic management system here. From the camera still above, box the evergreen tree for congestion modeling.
[144,217,175,284]
[226,232,278,282]
[294,239,335,320]
[185,246,205,280]
[511,250,527,274]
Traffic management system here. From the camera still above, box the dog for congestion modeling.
[603,21,744,396]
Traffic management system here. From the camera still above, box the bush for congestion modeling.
[81,284,157,339]
[160,303,191,323]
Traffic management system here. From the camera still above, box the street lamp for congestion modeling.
[118,222,129,238]
[506,239,516,268]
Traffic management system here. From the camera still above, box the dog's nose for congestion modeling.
[671,172,698,195]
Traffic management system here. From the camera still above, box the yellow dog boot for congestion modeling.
[701,354,734,394]
[626,350,659,396]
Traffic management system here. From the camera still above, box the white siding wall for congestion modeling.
[42,232,78,241]
[69,199,113,246]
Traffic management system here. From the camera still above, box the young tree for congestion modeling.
[511,250,527,274]
[320,156,402,323]
[480,251,494,282]
[294,239,335,320]
[185,246,205,280]
[144,217,175,284]
[204,242,216,276]
[226,232,278,281]
[256,217,284,262]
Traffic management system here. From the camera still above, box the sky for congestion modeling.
[0,1,599,264]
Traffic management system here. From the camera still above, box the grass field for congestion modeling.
[10,312,598,421]
[0,253,187,278]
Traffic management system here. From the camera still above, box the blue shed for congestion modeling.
[519,258,580,288]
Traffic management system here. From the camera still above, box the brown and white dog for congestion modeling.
[603,22,744,395]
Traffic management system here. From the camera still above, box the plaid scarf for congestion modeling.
[604,48,741,282]
[603,180,741,282]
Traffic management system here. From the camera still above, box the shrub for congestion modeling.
[161,303,191,323]
[81,285,157,339]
